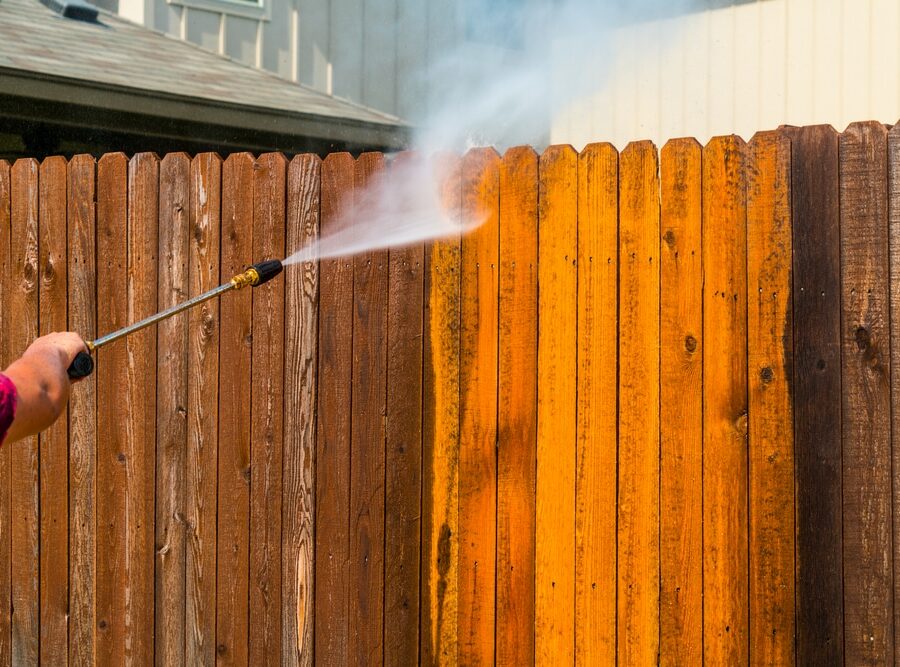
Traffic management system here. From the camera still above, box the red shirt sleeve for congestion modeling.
[0,374,17,445]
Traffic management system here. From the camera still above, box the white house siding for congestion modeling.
[553,0,900,148]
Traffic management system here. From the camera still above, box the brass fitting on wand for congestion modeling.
[231,267,260,290]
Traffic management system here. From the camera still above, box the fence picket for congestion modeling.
[888,122,900,661]
[0,160,10,666]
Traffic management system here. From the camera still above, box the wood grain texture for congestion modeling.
[38,156,69,665]
[888,122,900,662]
[659,138,702,666]
[315,152,354,666]
[215,153,254,665]
[283,153,320,667]
[535,145,577,665]
[421,155,461,666]
[458,147,499,666]
[784,125,843,664]
[617,141,660,666]
[125,153,159,664]
[497,146,537,667]
[186,153,221,665]
[95,152,129,666]
[155,152,190,667]
[384,152,424,667]
[702,136,748,665]
[839,121,894,665]
[348,152,388,666]
[575,142,618,665]
[9,158,40,666]
[746,131,795,665]
[249,152,286,665]
[0,159,12,665]
[67,154,97,667]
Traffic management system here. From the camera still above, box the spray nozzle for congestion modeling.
[231,259,284,290]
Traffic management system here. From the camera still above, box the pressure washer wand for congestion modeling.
[66,259,284,379]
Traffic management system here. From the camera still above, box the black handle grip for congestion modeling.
[68,351,94,379]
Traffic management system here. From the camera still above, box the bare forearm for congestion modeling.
[4,348,70,442]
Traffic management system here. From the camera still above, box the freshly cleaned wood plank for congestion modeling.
[283,153,320,667]
[249,152,286,665]
[9,159,39,666]
[747,131,795,665]
[0,160,10,666]
[784,125,843,664]
[216,153,254,665]
[348,153,388,666]
[535,145,577,665]
[384,152,424,667]
[659,138,702,666]
[186,153,221,665]
[155,152,190,667]
[38,156,68,665]
[497,146,537,667]
[421,155,462,666]
[617,141,660,666]
[839,121,893,665]
[458,147,500,666]
[315,152,355,666]
[702,136,748,665]
[575,143,618,666]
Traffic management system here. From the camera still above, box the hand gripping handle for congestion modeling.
[67,350,94,379]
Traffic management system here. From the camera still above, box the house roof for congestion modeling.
[0,0,409,150]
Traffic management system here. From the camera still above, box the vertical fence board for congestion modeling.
[535,145,577,664]
[348,153,388,666]
[283,153,320,666]
[458,147,500,666]
[0,159,10,666]
[95,152,129,665]
[575,143,618,665]
[421,155,461,666]
[38,156,68,665]
[839,121,894,665]
[384,152,424,667]
[785,125,843,664]
[215,153,254,665]
[889,122,900,661]
[497,146,537,667]
[155,152,190,667]
[617,141,660,666]
[659,138,703,665]
[187,153,221,666]
[126,153,159,663]
[702,136,749,665]
[315,152,355,666]
[747,131,795,664]
[249,152,286,665]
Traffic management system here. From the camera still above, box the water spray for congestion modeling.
[66,259,284,379]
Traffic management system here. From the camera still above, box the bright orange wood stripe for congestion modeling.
[747,131,795,664]
[617,141,661,665]
[535,145,577,663]
[497,146,538,667]
[702,136,749,665]
[575,142,618,665]
[659,138,703,665]
[458,148,499,665]
[421,155,461,666]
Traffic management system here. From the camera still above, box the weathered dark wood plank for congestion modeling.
[0,159,10,666]
[888,121,900,662]
[784,124,843,664]
[840,121,894,665]
[283,153,319,666]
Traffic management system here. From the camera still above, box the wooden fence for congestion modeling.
[0,122,897,665]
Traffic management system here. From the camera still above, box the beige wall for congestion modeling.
[553,0,900,149]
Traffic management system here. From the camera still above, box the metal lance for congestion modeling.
[66,259,284,379]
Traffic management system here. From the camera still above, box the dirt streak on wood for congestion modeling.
[283,153,320,666]
[249,152,286,665]
[154,152,190,667]
[497,146,537,667]
[659,138,703,665]
[215,153,254,665]
[575,143,618,665]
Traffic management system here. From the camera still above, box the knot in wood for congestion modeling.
[734,411,749,436]
[663,229,676,247]
[684,335,697,353]
[760,367,774,384]
[855,327,871,351]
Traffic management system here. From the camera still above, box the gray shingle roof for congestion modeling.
[0,0,405,135]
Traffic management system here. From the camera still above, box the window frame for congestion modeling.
[166,0,270,22]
